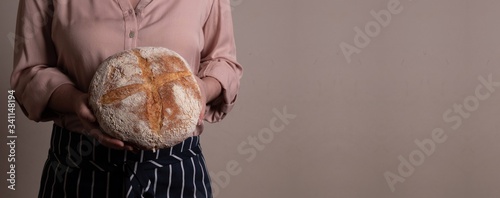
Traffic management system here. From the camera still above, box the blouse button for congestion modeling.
[129,31,135,38]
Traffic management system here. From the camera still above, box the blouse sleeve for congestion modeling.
[198,0,243,123]
[10,0,74,122]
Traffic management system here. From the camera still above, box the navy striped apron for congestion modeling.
[38,124,213,198]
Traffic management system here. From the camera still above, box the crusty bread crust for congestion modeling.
[89,47,202,149]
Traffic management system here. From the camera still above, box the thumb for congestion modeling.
[76,95,96,123]
[197,103,205,125]
[80,104,96,123]
[195,77,206,126]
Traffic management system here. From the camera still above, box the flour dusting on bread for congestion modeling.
[89,47,202,149]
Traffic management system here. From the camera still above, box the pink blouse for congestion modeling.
[11,0,243,134]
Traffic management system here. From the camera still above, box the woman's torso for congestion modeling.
[49,0,214,130]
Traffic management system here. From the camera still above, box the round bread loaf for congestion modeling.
[89,47,202,149]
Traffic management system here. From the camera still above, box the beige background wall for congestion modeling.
[2,0,500,197]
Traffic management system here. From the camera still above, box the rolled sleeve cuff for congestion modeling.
[17,69,74,122]
[198,59,240,123]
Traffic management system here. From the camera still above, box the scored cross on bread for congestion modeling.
[89,47,202,149]
[100,50,192,134]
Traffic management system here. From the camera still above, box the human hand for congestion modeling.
[195,77,207,126]
[194,76,223,126]
[73,93,138,151]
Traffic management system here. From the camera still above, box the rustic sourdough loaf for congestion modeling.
[89,47,202,149]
